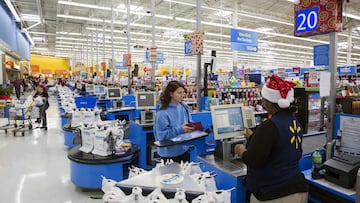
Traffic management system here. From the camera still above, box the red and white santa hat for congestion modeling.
[261,75,296,108]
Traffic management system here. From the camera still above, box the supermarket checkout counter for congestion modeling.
[67,145,139,189]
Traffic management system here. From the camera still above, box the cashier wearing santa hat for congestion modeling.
[234,75,308,203]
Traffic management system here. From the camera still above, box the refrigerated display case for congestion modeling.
[293,88,326,134]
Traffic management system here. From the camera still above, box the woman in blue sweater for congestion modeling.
[154,81,195,162]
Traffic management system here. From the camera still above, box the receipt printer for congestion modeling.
[323,158,360,188]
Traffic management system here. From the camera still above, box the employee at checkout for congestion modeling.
[234,75,308,203]
[154,81,194,163]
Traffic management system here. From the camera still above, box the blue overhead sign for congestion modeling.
[184,41,192,55]
[230,28,258,53]
[115,62,126,69]
[338,65,356,75]
[314,44,329,66]
[145,51,164,64]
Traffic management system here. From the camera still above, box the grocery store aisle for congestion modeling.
[0,95,102,203]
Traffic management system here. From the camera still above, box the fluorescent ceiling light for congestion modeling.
[31,47,48,51]
[175,17,196,23]
[214,10,232,17]
[344,12,360,21]
[58,1,172,20]
[56,31,82,36]
[117,4,143,12]
[163,0,195,7]
[4,0,21,22]
[256,27,274,32]
[32,37,45,41]
[285,0,299,3]
[21,14,40,22]
[24,31,35,45]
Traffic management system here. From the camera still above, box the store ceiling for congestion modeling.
[10,0,360,69]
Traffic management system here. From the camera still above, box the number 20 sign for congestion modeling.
[295,7,319,34]
[294,0,342,37]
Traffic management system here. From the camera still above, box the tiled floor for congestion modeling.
[0,95,103,203]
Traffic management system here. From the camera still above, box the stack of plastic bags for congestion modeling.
[101,161,232,203]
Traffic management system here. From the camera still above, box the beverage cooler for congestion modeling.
[293,88,326,134]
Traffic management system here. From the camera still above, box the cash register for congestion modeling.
[210,104,256,161]
[135,91,156,124]
[322,114,360,189]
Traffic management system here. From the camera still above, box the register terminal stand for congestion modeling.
[303,114,360,203]
[197,104,256,203]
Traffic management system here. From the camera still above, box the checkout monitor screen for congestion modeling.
[85,84,94,93]
[135,91,156,110]
[210,104,245,140]
[94,85,106,95]
[107,88,122,100]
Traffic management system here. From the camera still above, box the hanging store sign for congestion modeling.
[101,62,106,71]
[313,44,329,66]
[337,65,356,75]
[123,54,132,67]
[305,71,321,88]
[149,47,157,63]
[294,0,342,37]
[145,51,164,64]
[115,62,126,69]
[230,28,258,53]
[184,31,204,55]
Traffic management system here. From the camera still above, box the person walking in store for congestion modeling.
[154,80,195,163]
[34,85,49,130]
[12,78,22,100]
[234,75,308,203]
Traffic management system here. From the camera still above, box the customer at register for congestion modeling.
[234,75,308,203]
[154,81,195,163]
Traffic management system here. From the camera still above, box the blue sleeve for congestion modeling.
[154,110,184,141]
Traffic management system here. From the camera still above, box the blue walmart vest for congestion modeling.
[246,111,303,195]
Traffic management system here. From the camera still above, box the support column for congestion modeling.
[102,18,105,81]
[111,3,115,83]
[232,0,238,77]
[196,0,202,111]
[126,0,131,94]
[347,27,352,65]
[326,32,338,159]
[151,0,156,84]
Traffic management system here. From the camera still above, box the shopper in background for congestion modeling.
[234,75,308,203]
[154,80,195,163]
[34,85,49,130]
[12,78,22,100]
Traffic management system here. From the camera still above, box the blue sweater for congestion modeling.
[154,102,192,157]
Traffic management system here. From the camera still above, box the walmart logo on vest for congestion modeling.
[289,120,301,149]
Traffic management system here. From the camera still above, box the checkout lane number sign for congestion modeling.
[295,7,319,35]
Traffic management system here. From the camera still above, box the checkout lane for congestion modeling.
[61,84,360,202]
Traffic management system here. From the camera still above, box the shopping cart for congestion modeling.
[7,96,35,136]
[0,100,17,133]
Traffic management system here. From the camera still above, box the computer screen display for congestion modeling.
[85,84,94,92]
[210,104,245,140]
[94,85,106,95]
[135,91,156,110]
[107,88,122,100]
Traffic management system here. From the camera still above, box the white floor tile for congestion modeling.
[0,96,103,203]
